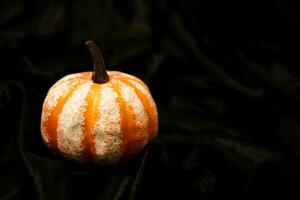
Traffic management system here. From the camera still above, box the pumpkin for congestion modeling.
[40,41,158,164]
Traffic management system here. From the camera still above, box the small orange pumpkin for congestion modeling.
[40,41,158,164]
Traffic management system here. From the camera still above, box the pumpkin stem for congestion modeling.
[85,40,109,84]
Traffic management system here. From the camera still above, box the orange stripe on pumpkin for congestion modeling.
[109,71,150,92]
[43,81,83,152]
[81,83,101,161]
[118,77,158,141]
[112,82,140,161]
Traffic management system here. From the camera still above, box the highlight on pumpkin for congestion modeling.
[40,41,158,164]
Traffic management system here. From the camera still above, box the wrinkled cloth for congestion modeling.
[1,1,300,199]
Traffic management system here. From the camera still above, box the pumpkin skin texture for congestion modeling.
[40,41,158,164]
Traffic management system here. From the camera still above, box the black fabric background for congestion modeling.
[1,0,300,199]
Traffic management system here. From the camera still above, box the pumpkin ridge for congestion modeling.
[93,84,122,164]
[114,80,148,160]
[57,81,92,160]
[111,82,135,161]
[108,71,150,92]
[43,80,84,152]
[111,82,127,160]
[82,83,101,162]
[117,77,157,141]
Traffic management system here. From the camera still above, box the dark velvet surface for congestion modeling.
[1,1,300,199]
